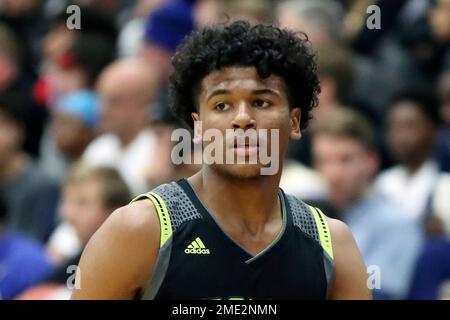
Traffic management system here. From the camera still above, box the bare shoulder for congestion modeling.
[324,215,372,300]
[108,199,160,236]
[71,199,161,299]
[95,199,161,251]
[325,216,355,246]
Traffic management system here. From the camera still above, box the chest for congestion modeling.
[155,223,327,299]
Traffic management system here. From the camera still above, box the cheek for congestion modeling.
[200,110,231,128]
[259,110,291,138]
[346,159,371,185]
[0,127,16,149]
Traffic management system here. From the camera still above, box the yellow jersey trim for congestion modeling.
[130,192,173,248]
[310,206,334,260]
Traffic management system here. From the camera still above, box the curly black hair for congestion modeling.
[169,20,321,130]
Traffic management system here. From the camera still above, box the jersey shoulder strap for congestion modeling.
[285,194,335,298]
[284,194,334,260]
[130,181,202,248]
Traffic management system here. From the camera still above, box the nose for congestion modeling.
[231,102,256,130]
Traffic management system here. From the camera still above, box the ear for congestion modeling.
[191,112,200,122]
[289,108,301,140]
[191,112,202,144]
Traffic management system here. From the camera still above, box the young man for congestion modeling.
[82,58,160,195]
[374,89,441,222]
[311,107,423,299]
[45,163,131,285]
[72,21,370,300]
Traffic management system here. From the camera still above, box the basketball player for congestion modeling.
[71,21,371,300]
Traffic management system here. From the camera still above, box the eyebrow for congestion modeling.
[206,89,230,101]
[206,88,281,101]
[252,88,281,97]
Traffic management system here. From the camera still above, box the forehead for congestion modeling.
[199,66,287,97]
[98,67,149,95]
[64,177,102,194]
[314,134,366,154]
[389,101,426,121]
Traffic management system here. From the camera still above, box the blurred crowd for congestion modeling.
[0,0,449,300]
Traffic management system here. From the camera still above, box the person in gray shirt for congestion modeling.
[0,94,59,243]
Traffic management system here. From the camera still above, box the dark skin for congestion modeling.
[387,101,438,173]
[71,66,371,299]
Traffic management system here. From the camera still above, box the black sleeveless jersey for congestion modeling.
[130,178,335,300]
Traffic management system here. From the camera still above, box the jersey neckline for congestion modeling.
[176,178,291,264]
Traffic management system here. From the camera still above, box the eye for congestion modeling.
[215,102,231,111]
[253,99,271,108]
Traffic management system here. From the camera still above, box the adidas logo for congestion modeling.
[184,237,211,255]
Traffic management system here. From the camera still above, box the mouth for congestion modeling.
[232,143,259,157]
[233,142,259,148]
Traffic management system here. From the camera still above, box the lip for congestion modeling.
[233,145,259,157]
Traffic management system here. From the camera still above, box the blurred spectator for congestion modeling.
[279,159,328,203]
[0,94,59,242]
[435,68,450,172]
[352,0,449,89]
[0,23,21,93]
[432,174,450,237]
[45,163,130,281]
[0,23,47,156]
[53,91,99,160]
[117,0,169,58]
[38,30,116,108]
[82,58,160,195]
[37,26,116,184]
[429,0,450,44]
[0,0,46,74]
[409,236,450,299]
[315,42,355,112]
[193,0,223,28]
[14,283,71,300]
[143,122,193,188]
[40,90,99,181]
[51,32,116,98]
[438,68,450,126]
[430,69,450,237]
[286,42,356,167]
[312,107,423,299]
[45,221,81,267]
[277,0,345,45]
[18,162,130,299]
[222,0,273,25]
[374,88,442,223]
[139,0,197,180]
[142,0,194,86]
[0,193,54,300]
[276,1,386,167]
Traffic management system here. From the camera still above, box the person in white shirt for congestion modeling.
[83,58,160,195]
[374,89,441,223]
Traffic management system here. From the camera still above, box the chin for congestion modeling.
[213,163,265,180]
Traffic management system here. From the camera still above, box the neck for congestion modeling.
[189,166,282,237]
[333,183,372,213]
[405,157,428,175]
[118,125,145,147]
[0,152,28,184]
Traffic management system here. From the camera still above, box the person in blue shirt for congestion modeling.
[0,195,54,300]
[312,107,424,299]
[409,236,450,299]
